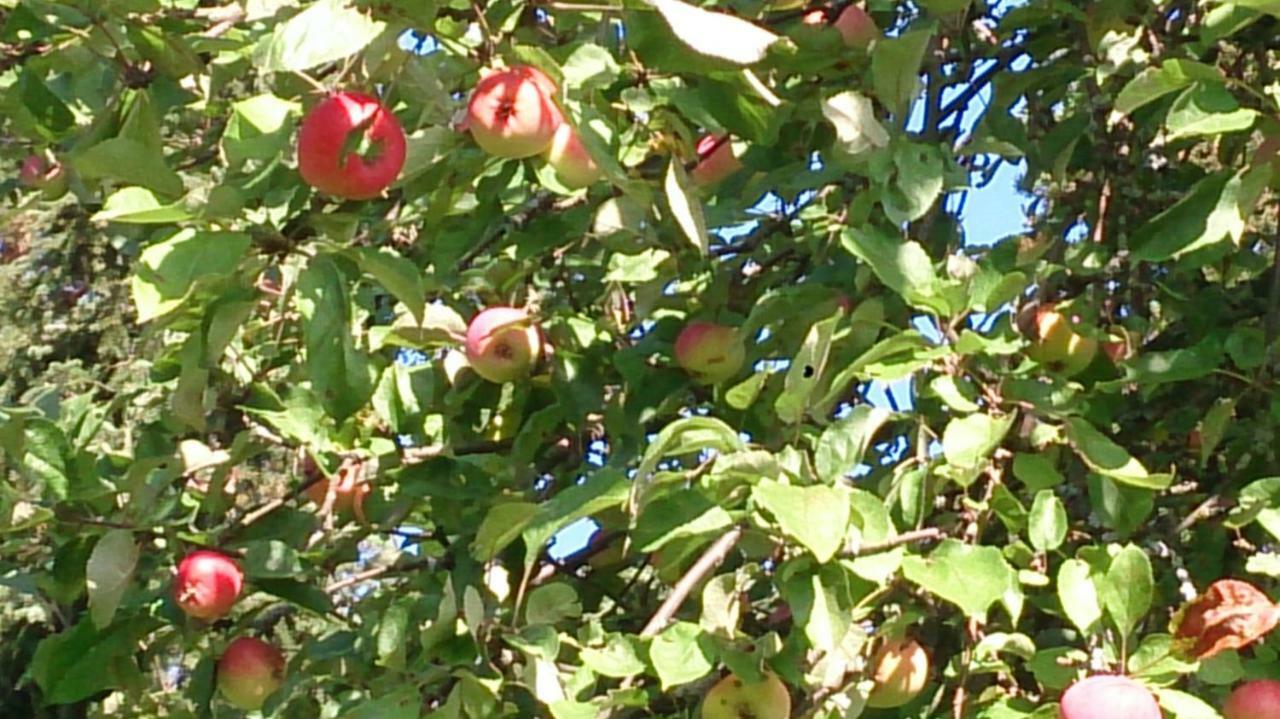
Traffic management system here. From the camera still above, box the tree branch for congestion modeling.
[639,527,743,638]
[842,527,946,558]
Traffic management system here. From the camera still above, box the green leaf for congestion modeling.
[930,375,981,413]
[647,0,779,65]
[348,247,427,324]
[581,635,647,678]
[753,480,851,563]
[257,578,334,615]
[700,574,742,637]
[1165,82,1258,141]
[297,255,376,421]
[822,91,890,156]
[633,490,734,552]
[841,226,950,314]
[885,142,945,224]
[1012,453,1064,492]
[74,137,184,197]
[1057,558,1103,635]
[605,248,671,284]
[242,540,303,578]
[1028,491,1068,552]
[1066,417,1171,489]
[1130,167,1267,262]
[130,230,251,322]
[31,616,160,704]
[526,583,582,625]
[86,530,138,629]
[775,314,841,424]
[1225,477,1280,541]
[1111,60,1221,118]
[634,417,744,507]
[1098,543,1153,639]
[222,93,298,166]
[664,159,709,255]
[942,413,1014,470]
[814,406,892,482]
[902,539,1020,620]
[1152,688,1224,719]
[92,187,192,224]
[376,602,410,670]
[845,490,903,582]
[648,621,713,689]
[871,25,934,116]
[472,502,538,562]
[254,0,385,72]
[524,469,630,570]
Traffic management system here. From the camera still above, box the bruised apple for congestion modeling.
[1059,675,1162,719]
[690,134,743,186]
[467,65,562,158]
[702,671,791,719]
[546,122,601,189]
[174,550,243,620]
[1223,679,1280,719]
[675,321,745,384]
[297,91,406,200]
[465,307,543,383]
[866,638,929,708]
[217,636,285,711]
[1025,306,1098,376]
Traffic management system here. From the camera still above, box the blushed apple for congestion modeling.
[866,638,929,708]
[834,5,879,49]
[297,91,406,200]
[466,65,562,159]
[546,122,601,189]
[465,307,543,383]
[1059,675,1162,719]
[19,154,69,200]
[675,321,745,384]
[691,134,743,187]
[174,550,243,620]
[702,671,791,719]
[1224,679,1280,719]
[1025,306,1098,377]
[217,636,285,711]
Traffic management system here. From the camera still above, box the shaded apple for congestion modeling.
[1224,679,1280,719]
[1025,306,1098,377]
[675,321,745,384]
[691,134,743,187]
[297,91,406,200]
[834,5,879,49]
[702,671,791,719]
[217,636,285,711]
[546,122,601,189]
[467,65,562,159]
[1059,674,1162,719]
[465,307,543,383]
[866,638,929,708]
[174,550,243,620]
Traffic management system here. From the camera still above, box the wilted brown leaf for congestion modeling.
[1171,579,1280,659]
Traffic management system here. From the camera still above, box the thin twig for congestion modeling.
[842,526,946,558]
[639,527,743,638]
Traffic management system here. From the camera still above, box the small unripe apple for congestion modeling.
[1025,306,1098,377]
[174,550,243,620]
[546,122,601,189]
[1224,679,1280,719]
[675,321,746,384]
[467,65,562,159]
[702,671,791,719]
[217,636,285,711]
[866,638,929,708]
[1059,675,1162,719]
[465,307,543,383]
[834,5,879,49]
[690,134,743,187]
[297,91,406,200]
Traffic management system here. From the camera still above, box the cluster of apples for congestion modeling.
[1060,674,1280,719]
[173,550,286,711]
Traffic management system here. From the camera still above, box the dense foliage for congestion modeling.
[2,0,1280,717]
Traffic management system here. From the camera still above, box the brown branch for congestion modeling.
[842,527,946,558]
[639,527,743,638]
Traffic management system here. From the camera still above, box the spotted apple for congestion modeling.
[702,671,791,719]
[465,307,543,383]
[675,321,746,384]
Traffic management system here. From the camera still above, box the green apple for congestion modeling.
[1025,306,1098,376]
[866,639,929,708]
[702,671,791,719]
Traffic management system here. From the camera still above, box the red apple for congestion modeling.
[675,321,746,384]
[19,154,69,200]
[465,307,543,383]
[546,122,601,189]
[174,550,243,620]
[297,91,406,200]
[1059,675,1162,719]
[690,134,743,186]
[217,636,285,711]
[466,65,563,159]
[867,638,929,708]
[1224,680,1280,719]
[19,155,48,187]
[834,5,880,49]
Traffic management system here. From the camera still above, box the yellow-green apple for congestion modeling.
[674,321,746,384]
[465,307,543,383]
[1060,675,1162,719]
[702,671,791,719]
[217,636,285,711]
[691,134,743,186]
[19,154,69,200]
[866,638,930,708]
[834,5,879,48]
[174,550,243,620]
[546,122,601,189]
[297,91,406,200]
[1224,679,1280,719]
[1025,306,1098,376]
[466,65,562,159]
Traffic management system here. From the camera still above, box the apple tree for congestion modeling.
[2,0,1280,718]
